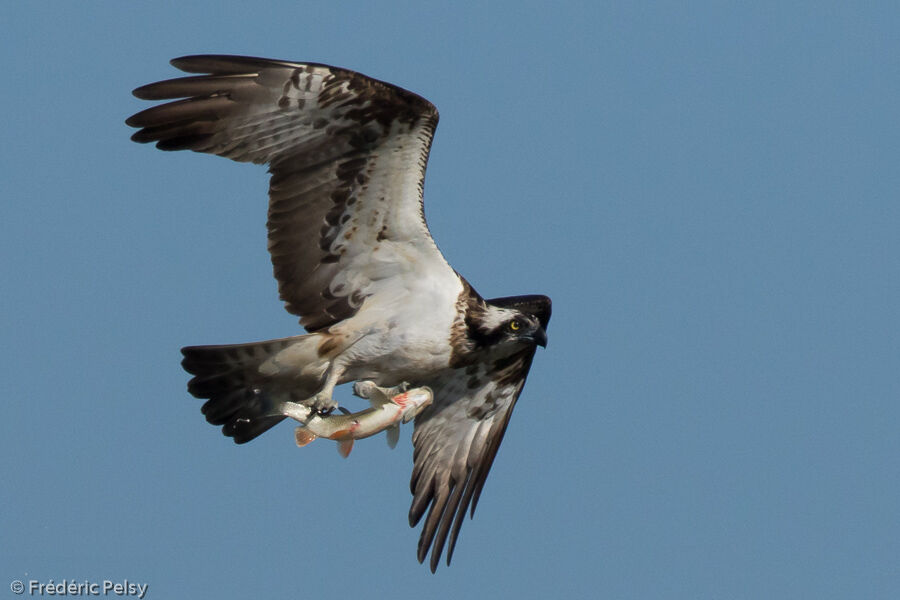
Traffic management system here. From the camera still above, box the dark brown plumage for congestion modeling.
[127,55,551,572]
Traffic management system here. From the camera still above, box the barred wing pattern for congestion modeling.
[127,56,550,572]
[128,55,453,332]
[411,347,538,571]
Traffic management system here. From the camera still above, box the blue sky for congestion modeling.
[2,1,898,598]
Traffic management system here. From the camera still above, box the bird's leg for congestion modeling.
[303,364,345,415]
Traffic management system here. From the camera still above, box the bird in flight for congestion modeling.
[126,55,551,571]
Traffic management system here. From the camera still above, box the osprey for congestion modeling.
[126,55,551,571]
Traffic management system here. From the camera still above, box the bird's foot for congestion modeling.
[352,380,378,400]
[304,390,338,416]
[353,380,412,401]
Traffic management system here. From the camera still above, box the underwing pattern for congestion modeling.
[127,55,551,572]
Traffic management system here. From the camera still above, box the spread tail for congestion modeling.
[181,334,326,444]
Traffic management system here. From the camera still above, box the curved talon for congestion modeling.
[315,406,335,417]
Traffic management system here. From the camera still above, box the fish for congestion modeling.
[282,383,433,457]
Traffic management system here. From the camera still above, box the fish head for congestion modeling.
[394,386,434,423]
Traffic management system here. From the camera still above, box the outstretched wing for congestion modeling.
[410,347,538,572]
[127,55,456,332]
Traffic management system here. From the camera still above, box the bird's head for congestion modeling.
[471,294,551,351]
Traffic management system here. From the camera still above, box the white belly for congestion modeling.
[333,275,462,384]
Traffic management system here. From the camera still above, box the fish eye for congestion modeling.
[508,319,521,332]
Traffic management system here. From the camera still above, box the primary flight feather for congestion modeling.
[127,55,551,571]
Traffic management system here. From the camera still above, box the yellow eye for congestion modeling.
[509,320,521,331]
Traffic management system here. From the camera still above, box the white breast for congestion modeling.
[335,269,464,383]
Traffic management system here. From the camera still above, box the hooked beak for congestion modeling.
[531,327,548,348]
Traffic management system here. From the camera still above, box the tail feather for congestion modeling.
[181,335,324,444]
